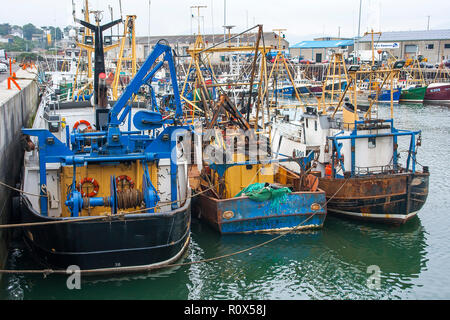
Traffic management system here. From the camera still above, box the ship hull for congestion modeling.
[318,172,429,224]
[17,196,191,272]
[400,86,427,102]
[370,88,402,102]
[194,191,327,234]
[424,83,450,103]
[275,86,295,95]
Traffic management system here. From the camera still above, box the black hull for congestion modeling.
[18,196,191,272]
[320,172,429,224]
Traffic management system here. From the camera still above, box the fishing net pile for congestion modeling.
[234,183,292,210]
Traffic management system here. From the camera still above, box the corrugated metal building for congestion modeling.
[289,39,354,62]
[358,29,450,64]
[109,32,289,63]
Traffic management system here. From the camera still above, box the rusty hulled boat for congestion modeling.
[192,127,327,234]
[271,59,429,224]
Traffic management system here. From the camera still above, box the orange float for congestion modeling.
[116,175,135,189]
[73,120,92,131]
[77,177,100,197]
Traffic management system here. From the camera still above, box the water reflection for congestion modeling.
[1,102,447,300]
[184,215,428,300]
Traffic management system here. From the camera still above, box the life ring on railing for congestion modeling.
[77,177,100,197]
[73,120,92,131]
[116,175,135,190]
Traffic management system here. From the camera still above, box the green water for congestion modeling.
[1,103,449,300]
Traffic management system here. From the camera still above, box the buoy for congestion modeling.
[77,177,100,197]
[116,175,135,190]
[325,164,332,178]
[73,120,92,131]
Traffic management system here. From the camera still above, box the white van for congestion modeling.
[0,63,8,73]
[0,49,9,65]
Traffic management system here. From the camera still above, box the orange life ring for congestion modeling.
[116,175,135,189]
[73,120,92,131]
[77,177,100,197]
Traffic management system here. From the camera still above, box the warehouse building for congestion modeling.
[114,32,289,64]
[289,38,354,63]
[358,29,450,64]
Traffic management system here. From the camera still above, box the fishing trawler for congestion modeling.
[180,25,327,234]
[398,58,428,103]
[272,59,429,224]
[193,109,327,234]
[13,19,193,272]
[424,83,450,103]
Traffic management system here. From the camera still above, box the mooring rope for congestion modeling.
[0,185,216,229]
[0,176,350,275]
[0,180,48,198]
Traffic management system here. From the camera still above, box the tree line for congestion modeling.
[0,23,64,41]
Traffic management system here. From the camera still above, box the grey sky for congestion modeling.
[1,0,449,44]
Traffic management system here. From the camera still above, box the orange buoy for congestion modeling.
[77,177,100,197]
[116,175,135,190]
[325,164,332,178]
[73,120,92,131]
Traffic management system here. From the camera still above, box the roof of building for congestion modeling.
[136,32,286,46]
[290,39,354,49]
[358,29,450,42]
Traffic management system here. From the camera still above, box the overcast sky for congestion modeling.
[1,0,449,44]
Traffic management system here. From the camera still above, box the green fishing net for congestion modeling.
[234,183,292,210]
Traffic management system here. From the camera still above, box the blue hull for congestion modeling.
[370,88,402,102]
[275,86,295,95]
[195,191,327,234]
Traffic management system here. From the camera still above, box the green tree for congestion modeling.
[0,23,11,36]
[23,23,42,40]
[0,36,34,52]
[46,26,63,41]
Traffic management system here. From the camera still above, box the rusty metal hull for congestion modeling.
[193,190,327,234]
[318,172,429,224]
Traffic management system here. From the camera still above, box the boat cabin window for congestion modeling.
[368,137,376,149]
[314,120,317,131]
[306,119,309,128]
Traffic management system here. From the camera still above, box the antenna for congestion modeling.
[223,0,226,41]
[190,5,207,36]
[72,0,76,21]
[109,5,113,37]
[119,0,123,20]
[211,0,214,44]
[223,25,235,47]
[148,0,151,49]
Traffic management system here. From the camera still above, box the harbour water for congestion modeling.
[0,102,449,300]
